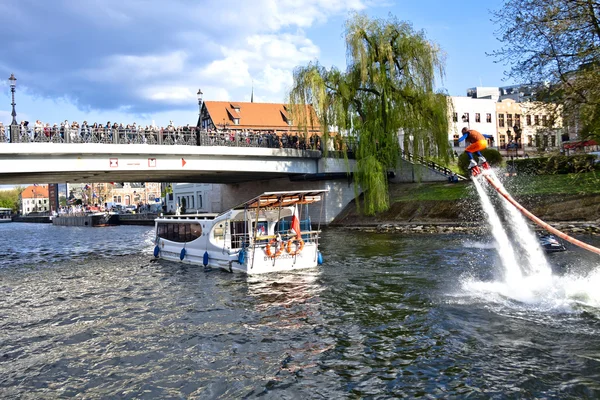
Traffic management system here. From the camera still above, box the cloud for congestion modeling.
[0,0,369,117]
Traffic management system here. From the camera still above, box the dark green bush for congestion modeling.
[512,154,596,175]
[457,148,503,175]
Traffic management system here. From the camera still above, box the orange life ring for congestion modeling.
[286,237,304,256]
[265,238,284,258]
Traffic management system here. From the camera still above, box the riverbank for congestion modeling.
[331,180,600,235]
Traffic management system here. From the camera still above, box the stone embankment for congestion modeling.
[331,183,600,235]
[353,222,600,235]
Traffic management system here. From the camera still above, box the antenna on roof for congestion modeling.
[251,80,254,103]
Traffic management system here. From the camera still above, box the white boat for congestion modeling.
[153,190,328,274]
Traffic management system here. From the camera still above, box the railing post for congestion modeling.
[10,124,18,143]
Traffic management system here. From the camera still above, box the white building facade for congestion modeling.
[448,96,498,151]
[169,183,220,214]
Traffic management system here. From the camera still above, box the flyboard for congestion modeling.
[470,163,600,256]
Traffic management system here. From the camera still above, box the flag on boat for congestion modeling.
[92,191,98,198]
[291,205,301,237]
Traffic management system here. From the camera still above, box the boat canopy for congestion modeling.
[223,189,329,214]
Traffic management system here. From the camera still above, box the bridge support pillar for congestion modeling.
[216,178,357,225]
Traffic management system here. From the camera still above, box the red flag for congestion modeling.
[291,205,301,237]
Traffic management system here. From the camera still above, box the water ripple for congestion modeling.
[0,224,599,398]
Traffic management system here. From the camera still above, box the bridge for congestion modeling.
[0,143,353,185]
[0,125,459,186]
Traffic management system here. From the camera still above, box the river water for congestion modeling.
[1,223,600,399]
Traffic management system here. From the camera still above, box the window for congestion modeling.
[453,134,459,147]
[499,114,505,128]
[507,114,513,128]
[191,195,194,209]
[157,222,202,243]
[462,113,469,123]
[515,114,521,127]
[542,115,548,126]
[198,194,203,209]
[500,135,506,147]
[233,118,240,125]
[550,135,556,147]
[486,113,492,123]
[527,135,533,146]
[534,115,540,126]
[526,115,531,125]
[475,113,481,123]
[452,112,458,122]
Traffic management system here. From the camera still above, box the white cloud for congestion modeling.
[0,0,374,123]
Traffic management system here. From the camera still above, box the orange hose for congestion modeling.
[483,174,600,256]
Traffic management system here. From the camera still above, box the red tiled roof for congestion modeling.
[203,101,320,132]
[22,185,48,198]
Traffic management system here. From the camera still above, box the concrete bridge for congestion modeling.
[0,143,352,185]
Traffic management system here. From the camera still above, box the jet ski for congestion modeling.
[539,234,566,253]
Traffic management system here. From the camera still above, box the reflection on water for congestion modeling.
[0,223,599,398]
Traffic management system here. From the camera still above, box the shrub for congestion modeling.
[512,154,596,175]
[457,148,503,175]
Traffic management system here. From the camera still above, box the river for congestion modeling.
[1,223,599,399]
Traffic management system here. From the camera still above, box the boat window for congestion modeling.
[230,221,249,249]
[214,223,225,242]
[275,217,312,240]
[157,222,202,242]
[251,221,269,245]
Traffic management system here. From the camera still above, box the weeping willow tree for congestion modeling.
[288,14,450,215]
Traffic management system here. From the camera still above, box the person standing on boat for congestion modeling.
[175,203,181,216]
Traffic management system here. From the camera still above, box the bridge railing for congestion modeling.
[2,126,325,151]
[400,149,466,180]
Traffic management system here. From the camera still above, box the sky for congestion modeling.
[0,0,512,129]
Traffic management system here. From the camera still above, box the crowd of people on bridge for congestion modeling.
[0,119,334,151]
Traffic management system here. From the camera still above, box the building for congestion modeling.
[448,96,498,150]
[67,182,161,208]
[459,85,564,155]
[168,183,218,214]
[199,101,321,134]
[20,185,49,215]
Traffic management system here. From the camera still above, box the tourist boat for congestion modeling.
[0,207,12,223]
[153,190,328,274]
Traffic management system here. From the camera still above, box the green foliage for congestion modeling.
[0,187,22,212]
[512,154,596,175]
[491,0,600,142]
[289,13,449,215]
[457,148,503,175]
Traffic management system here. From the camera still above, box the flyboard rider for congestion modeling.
[458,127,492,176]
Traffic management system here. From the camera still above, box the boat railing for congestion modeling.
[245,230,321,247]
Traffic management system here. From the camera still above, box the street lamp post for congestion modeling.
[8,74,17,143]
[196,88,203,146]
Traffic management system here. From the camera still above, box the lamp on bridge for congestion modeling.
[8,74,17,143]
[196,88,203,146]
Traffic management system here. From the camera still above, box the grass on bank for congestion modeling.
[391,171,600,202]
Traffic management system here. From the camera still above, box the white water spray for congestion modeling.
[461,170,600,311]
[490,171,552,277]
[472,176,522,284]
